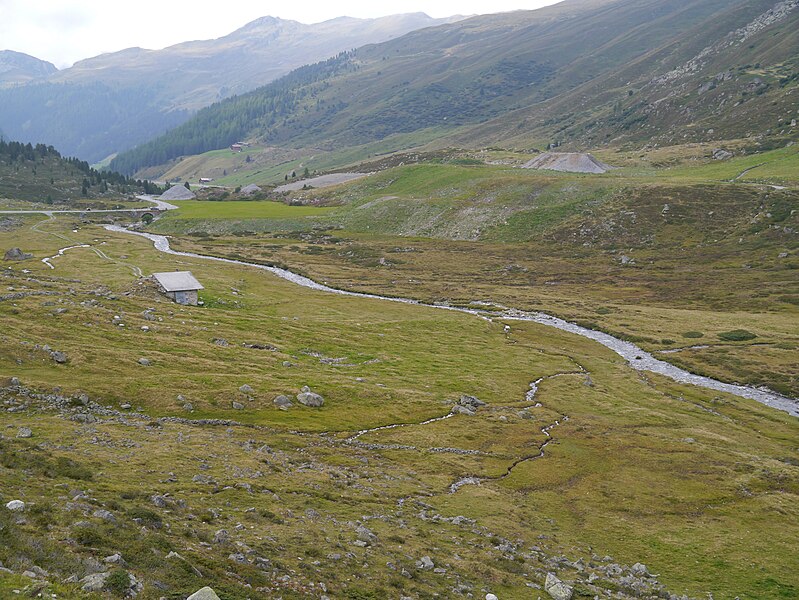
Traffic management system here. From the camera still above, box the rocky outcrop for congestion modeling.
[545,572,573,600]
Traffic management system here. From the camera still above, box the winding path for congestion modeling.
[102,226,798,418]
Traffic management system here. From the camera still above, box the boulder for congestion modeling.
[417,556,434,570]
[297,389,324,407]
[712,148,734,160]
[17,427,33,438]
[3,247,32,261]
[80,572,111,593]
[93,509,116,523]
[544,573,573,600]
[138,358,151,367]
[240,184,262,196]
[187,588,221,600]
[273,395,293,408]
[459,394,486,408]
[232,401,244,410]
[6,500,25,512]
[239,384,254,395]
[51,351,69,364]
[451,405,475,416]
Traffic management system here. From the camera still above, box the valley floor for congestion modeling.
[1,211,798,599]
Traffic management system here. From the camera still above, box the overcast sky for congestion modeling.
[1,1,561,69]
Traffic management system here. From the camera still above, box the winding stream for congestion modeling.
[103,225,799,418]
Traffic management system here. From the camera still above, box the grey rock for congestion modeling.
[297,390,324,407]
[138,358,151,366]
[183,403,194,412]
[5,500,25,512]
[228,552,248,564]
[187,588,221,600]
[631,562,650,577]
[16,427,32,438]
[417,555,434,570]
[232,401,244,410]
[459,394,486,408]
[273,395,293,408]
[52,351,69,364]
[104,553,126,566]
[4,247,33,261]
[544,573,573,600]
[356,524,377,545]
[80,572,110,592]
[213,338,230,347]
[213,529,230,544]
[239,384,254,394]
[451,405,475,416]
[93,509,116,523]
[712,148,734,160]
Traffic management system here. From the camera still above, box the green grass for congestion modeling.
[164,200,336,220]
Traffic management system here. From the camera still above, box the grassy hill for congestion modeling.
[112,0,799,177]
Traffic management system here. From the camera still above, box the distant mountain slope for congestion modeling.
[111,0,799,176]
[0,50,57,86]
[0,139,159,204]
[0,13,461,162]
[454,0,799,149]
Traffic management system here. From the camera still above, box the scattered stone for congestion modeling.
[712,148,734,160]
[93,509,116,523]
[80,572,111,593]
[3,248,33,261]
[544,573,573,600]
[273,395,293,408]
[459,394,486,408]
[451,405,475,416]
[213,338,229,347]
[486,595,498,600]
[356,524,377,546]
[417,556,434,570]
[138,358,151,367]
[232,401,244,410]
[631,562,650,577]
[6,500,25,512]
[187,588,221,600]
[16,427,32,438]
[183,403,194,412]
[239,384,254,395]
[104,553,126,566]
[51,351,69,364]
[213,529,230,544]
[297,387,325,407]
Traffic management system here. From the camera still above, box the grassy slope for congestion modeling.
[0,213,798,599]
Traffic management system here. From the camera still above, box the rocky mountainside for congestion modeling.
[111,0,799,176]
[0,13,462,163]
[0,50,57,87]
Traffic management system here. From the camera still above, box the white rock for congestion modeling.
[187,587,221,600]
[5,500,25,512]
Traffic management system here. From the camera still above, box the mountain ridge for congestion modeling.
[0,12,464,162]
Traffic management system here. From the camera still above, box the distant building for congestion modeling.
[153,271,204,306]
[230,144,243,153]
[199,177,214,183]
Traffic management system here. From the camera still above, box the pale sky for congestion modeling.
[0,1,561,69]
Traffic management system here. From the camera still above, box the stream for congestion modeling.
[103,225,799,418]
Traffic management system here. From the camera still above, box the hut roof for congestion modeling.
[153,271,204,292]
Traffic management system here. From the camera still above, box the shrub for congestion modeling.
[106,569,131,596]
[718,329,757,342]
[682,331,704,339]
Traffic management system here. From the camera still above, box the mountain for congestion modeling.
[0,13,463,163]
[111,0,799,176]
[0,50,57,86]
